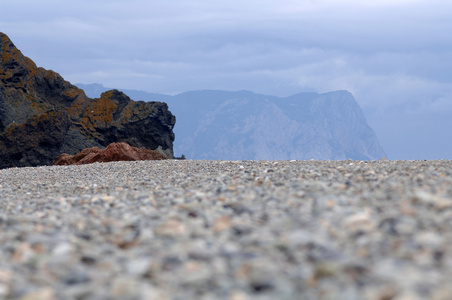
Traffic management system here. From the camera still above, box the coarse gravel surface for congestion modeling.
[0,159,452,300]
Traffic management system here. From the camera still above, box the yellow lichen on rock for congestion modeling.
[23,57,39,77]
[75,96,118,135]
[3,122,18,136]
[64,88,85,100]
[0,34,17,63]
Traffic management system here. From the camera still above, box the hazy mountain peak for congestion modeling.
[75,83,386,160]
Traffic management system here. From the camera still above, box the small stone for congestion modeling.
[111,277,139,299]
[432,285,452,300]
[213,216,232,233]
[229,291,250,300]
[180,260,212,287]
[343,210,375,234]
[64,269,91,285]
[140,284,170,300]
[12,243,34,263]
[187,241,215,261]
[19,288,55,300]
[0,269,11,298]
[0,269,11,284]
[52,242,75,257]
[414,231,443,249]
[413,191,452,210]
[101,195,116,203]
[154,219,188,237]
[126,258,152,276]
[393,291,422,300]
[363,285,397,300]
[313,262,341,279]
[0,283,9,298]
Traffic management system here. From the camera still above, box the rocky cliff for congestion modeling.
[0,32,175,168]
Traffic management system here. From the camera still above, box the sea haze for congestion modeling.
[77,83,386,160]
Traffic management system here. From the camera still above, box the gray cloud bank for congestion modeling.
[1,0,451,159]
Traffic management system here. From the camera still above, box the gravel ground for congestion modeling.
[0,159,452,300]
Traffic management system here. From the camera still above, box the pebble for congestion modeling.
[0,159,451,299]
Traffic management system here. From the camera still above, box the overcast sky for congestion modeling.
[1,0,451,159]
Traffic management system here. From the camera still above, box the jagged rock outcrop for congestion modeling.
[0,32,175,168]
[53,142,168,165]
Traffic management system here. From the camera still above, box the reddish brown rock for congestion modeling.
[53,142,168,166]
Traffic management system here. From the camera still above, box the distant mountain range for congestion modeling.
[77,83,386,160]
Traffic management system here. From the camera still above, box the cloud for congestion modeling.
[1,0,452,158]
